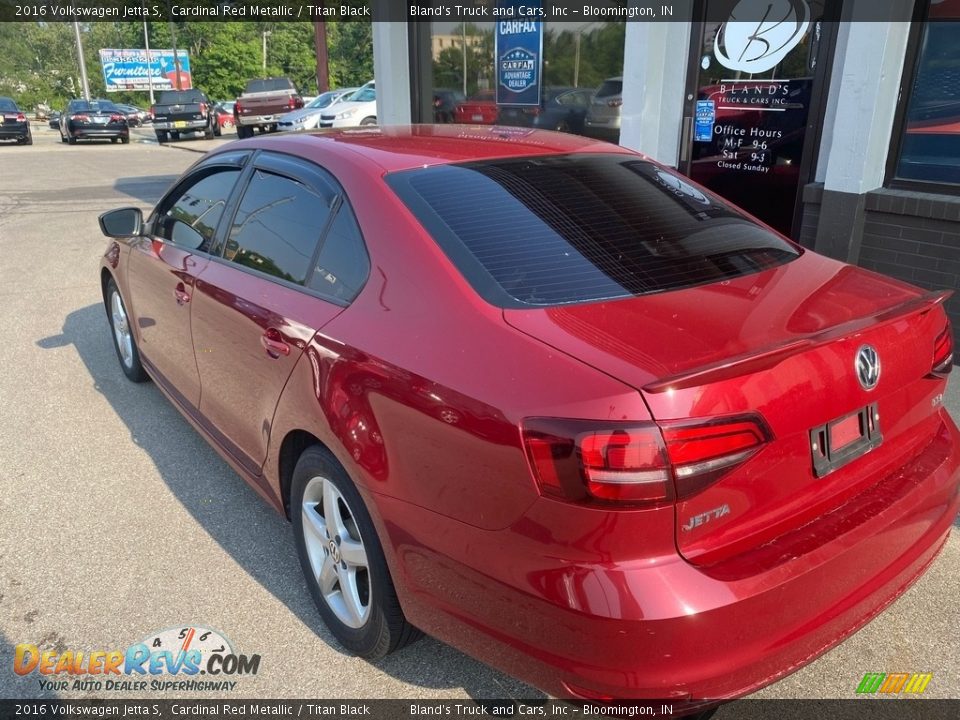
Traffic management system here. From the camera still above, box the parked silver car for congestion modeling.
[584,76,623,141]
[277,88,358,132]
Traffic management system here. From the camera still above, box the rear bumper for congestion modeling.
[0,126,30,139]
[70,127,128,139]
[379,413,960,699]
[153,120,207,131]
[237,114,281,127]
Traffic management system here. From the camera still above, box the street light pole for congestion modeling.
[72,21,90,100]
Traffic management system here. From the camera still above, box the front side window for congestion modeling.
[155,169,241,253]
[224,169,335,285]
[895,10,960,185]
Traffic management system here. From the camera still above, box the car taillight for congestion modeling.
[522,414,770,507]
[199,102,207,117]
[660,416,770,498]
[149,106,155,118]
[933,322,954,376]
[16,113,25,121]
[71,114,89,121]
[607,98,623,107]
[234,100,243,114]
[109,114,123,122]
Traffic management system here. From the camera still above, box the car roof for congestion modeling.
[210,124,633,174]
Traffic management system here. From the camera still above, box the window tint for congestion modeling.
[309,203,369,302]
[244,78,295,94]
[387,154,799,308]
[348,85,376,103]
[158,90,206,105]
[224,169,335,285]
[69,99,118,113]
[156,169,241,253]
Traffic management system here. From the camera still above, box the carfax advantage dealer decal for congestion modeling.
[495,1,544,107]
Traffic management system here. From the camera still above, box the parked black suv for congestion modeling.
[0,97,32,145]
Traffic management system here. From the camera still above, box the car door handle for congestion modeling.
[261,328,290,358]
[174,283,190,305]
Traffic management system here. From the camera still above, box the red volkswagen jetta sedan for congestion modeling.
[98,126,958,701]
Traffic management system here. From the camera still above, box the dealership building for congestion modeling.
[370,0,960,334]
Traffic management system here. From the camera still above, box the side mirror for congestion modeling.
[99,207,142,238]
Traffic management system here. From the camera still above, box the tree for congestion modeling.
[327,21,373,88]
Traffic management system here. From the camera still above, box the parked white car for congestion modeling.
[277,88,358,132]
[318,82,376,128]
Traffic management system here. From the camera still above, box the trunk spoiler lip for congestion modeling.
[643,289,953,394]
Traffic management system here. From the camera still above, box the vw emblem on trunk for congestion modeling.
[855,345,881,391]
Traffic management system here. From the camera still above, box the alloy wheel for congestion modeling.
[301,475,371,629]
[111,290,133,369]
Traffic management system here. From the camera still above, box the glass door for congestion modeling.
[679,0,833,237]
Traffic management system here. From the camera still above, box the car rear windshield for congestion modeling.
[596,80,623,98]
[158,90,205,105]
[70,100,119,112]
[0,98,18,112]
[244,78,294,93]
[386,154,800,308]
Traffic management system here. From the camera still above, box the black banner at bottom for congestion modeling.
[1,700,958,720]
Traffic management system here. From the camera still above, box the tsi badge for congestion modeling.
[683,504,731,532]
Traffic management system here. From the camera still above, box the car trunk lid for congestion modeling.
[503,253,952,565]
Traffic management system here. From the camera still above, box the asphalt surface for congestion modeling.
[0,123,957,706]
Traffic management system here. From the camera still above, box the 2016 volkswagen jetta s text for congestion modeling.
[98,126,958,701]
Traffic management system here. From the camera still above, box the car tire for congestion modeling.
[67,135,77,144]
[213,121,221,137]
[237,125,253,139]
[120,135,129,144]
[20,133,32,145]
[155,130,168,144]
[111,137,119,144]
[359,117,377,127]
[170,131,180,141]
[204,124,215,140]
[556,121,571,133]
[291,445,422,659]
[105,278,149,384]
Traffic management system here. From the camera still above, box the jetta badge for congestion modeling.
[856,345,881,391]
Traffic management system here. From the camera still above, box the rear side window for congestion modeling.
[0,98,18,112]
[387,154,799,308]
[308,202,370,302]
[224,169,335,286]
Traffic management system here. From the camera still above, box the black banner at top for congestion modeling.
[0,1,953,24]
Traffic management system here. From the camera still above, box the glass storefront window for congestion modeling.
[895,6,960,185]
[424,18,624,142]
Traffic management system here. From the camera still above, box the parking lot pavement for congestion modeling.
[0,124,957,703]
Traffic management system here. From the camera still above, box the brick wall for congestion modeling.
[858,188,960,337]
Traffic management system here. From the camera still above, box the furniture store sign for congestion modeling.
[99,48,192,92]
[495,2,543,107]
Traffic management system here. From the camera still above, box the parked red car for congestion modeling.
[455,89,498,124]
[98,126,958,703]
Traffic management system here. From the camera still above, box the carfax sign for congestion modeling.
[495,1,543,106]
[99,49,192,92]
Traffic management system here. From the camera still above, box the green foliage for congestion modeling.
[327,22,374,88]
[0,19,372,111]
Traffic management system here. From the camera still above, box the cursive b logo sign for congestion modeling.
[714,0,811,74]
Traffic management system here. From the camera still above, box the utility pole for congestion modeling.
[72,21,90,100]
[143,20,155,104]
[168,17,183,90]
[314,21,329,93]
[461,23,467,96]
[262,30,272,76]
